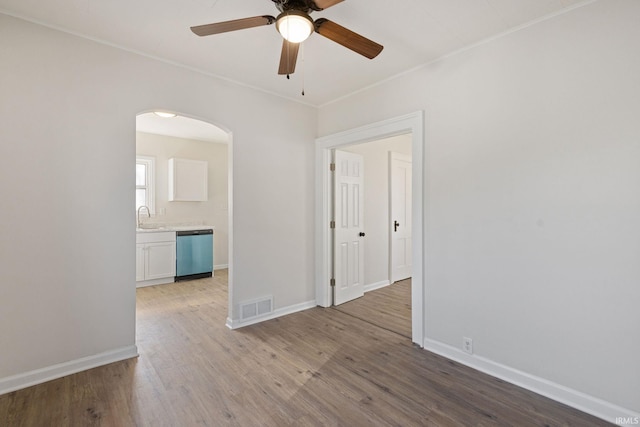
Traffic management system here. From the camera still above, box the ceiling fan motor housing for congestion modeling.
[272,0,323,13]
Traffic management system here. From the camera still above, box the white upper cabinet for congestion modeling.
[168,158,208,202]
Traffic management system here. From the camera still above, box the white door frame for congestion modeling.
[315,111,425,346]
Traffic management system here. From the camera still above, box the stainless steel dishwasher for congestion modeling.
[175,229,213,281]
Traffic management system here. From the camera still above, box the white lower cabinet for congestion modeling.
[136,231,176,287]
[136,244,146,282]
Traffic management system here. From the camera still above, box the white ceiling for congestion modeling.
[1,0,588,107]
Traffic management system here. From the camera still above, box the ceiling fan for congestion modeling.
[191,0,384,76]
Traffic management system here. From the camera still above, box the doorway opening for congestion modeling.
[134,111,234,322]
[315,112,424,346]
[330,137,413,338]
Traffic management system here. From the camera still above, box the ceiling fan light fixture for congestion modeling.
[276,10,314,43]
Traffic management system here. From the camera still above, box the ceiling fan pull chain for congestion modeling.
[287,37,291,79]
[301,42,305,96]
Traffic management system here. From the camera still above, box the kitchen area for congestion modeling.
[136,220,215,286]
[135,113,229,288]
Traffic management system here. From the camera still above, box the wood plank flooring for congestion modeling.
[333,279,412,338]
[0,271,610,426]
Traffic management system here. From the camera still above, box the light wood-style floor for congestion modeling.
[0,271,609,426]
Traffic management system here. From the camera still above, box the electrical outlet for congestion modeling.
[463,337,473,355]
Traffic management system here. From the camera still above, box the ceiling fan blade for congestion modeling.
[314,18,383,59]
[278,40,300,75]
[191,15,276,37]
[312,0,345,10]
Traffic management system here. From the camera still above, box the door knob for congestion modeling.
[394,221,400,232]
[359,232,366,237]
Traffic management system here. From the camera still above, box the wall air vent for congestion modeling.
[240,296,273,321]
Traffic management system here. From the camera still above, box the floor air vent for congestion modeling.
[240,296,273,321]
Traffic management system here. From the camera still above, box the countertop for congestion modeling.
[136,225,215,233]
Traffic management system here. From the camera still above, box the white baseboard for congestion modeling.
[214,264,228,271]
[136,277,174,288]
[364,280,391,293]
[423,338,639,425]
[226,300,316,329]
[0,345,139,396]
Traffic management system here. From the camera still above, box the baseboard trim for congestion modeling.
[0,345,139,396]
[364,280,390,293]
[423,338,638,425]
[226,300,316,330]
[214,264,228,271]
[136,277,174,288]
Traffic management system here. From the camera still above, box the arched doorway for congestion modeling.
[134,111,234,321]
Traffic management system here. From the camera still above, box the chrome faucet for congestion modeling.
[137,205,151,228]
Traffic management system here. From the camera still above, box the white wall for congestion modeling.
[136,132,229,268]
[0,13,316,388]
[319,0,640,418]
[344,135,412,287]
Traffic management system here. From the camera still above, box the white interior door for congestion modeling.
[390,152,412,283]
[333,150,365,305]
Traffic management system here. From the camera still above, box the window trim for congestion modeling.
[136,155,155,215]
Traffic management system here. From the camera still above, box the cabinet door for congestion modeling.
[145,242,177,280]
[168,158,208,201]
[136,244,146,282]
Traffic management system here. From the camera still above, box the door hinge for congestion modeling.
[330,162,335,172]
[330,220,336,229]
[330,278,336,287]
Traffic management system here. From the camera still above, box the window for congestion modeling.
[136,156,155,213]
